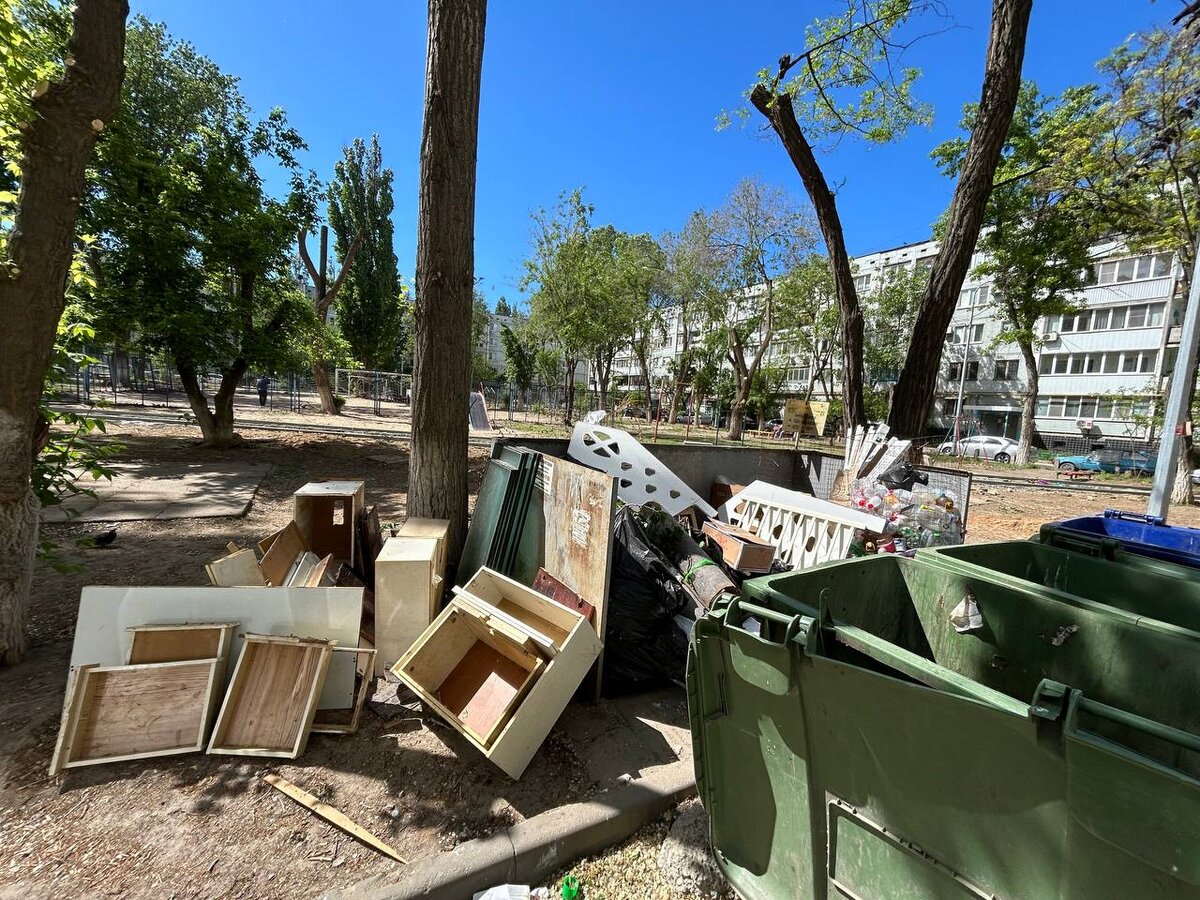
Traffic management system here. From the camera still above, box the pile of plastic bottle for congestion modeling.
[847,477,964,554]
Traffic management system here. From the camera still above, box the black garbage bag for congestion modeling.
[602,506,692,694]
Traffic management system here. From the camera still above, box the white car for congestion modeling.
[936,435,1019,463]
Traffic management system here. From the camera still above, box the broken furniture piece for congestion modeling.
[311,646,377,735]
[293,480,366,564]
[259,521,306,585]
[125,622,237,667]
[264,773,406,863]
[207,633,335,759]
[50,658,223,776]
[701,520,775,574]
[374,530,446,676]
[567,423,717,517]
[721,480,886,571]
[394,566,602,779]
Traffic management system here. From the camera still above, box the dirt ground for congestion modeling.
[3,421,1198,899]
[0,426,606,900]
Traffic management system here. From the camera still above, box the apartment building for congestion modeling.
[606,234,1182,447]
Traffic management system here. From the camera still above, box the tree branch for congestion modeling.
[297,229,321,287]
[322,224,366,315]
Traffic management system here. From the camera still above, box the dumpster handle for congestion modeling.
[1039,526,1120,561]
[725,598,809,644]
[1103,509,1166,527]
[1066,692,1200,760]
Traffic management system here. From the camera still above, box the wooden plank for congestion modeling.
[257,525,286,557]
[357,506,384,587]
[71,587,363,711]
[260,521,306,586]
[263,774,406,863]
[207,635,333,758]
[205,548,265,587]
[452,586,556,658]
[305,553,336,587]
[311,647,377,735]
[286,551,322,587]
[531,568,594,624]
[126,622,236,667]
[51,660,220,774]
[436,642,538,747]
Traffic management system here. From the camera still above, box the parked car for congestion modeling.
[935,434,1019,462]
[1056,449,1157,476]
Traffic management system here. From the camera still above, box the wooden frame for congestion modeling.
[294,481,365,563]
[126,622,236,668]
[50,659,222,776]
[393,567,602,779]
[207,634,335,758]
[311,646,377,735]
[205,548,265,587]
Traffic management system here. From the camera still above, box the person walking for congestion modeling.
[257,374,270,407]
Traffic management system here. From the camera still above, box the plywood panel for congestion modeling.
[260,521,305,586]
[208,636,332,758]
[294,481,364,563]
[436,643,531,746]
[51,660,219,774]
[71,587,363,710]
[205,548,265,587]
[127,623,235,666]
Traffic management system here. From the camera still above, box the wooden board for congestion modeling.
[207,634,333,758]
[531,568,594,623]
[50,659,221,776]
[398,517,449,578]
[305,553,336,587]
[702,520,776,573]
[357,506,384,587]
[535,456,616,699]
[436,643,532,747]
[72,587,362,711]
[205,548,265,587]
[311,647,376,735]
[126,622,236,666]
[260,521,306,586]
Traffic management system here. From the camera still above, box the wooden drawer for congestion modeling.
[393,567,602,779]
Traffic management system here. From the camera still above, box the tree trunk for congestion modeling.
[749,86,866,430]
[0,0,128,665]
[410,0,487,570]
[888,0,1033,439]
[727,376,750,441]
[1171,360,1197,505]
[176,358,246,447]
[313,358,338,415]
[1017,341,1039,466]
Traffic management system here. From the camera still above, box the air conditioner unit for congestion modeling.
[1043,331,1060,343]
[1076,418,1094,431]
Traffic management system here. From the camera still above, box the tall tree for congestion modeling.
[862,265,927,415]
[328,135,405,372]
[775,255,842,402]
[84,18,312,447]
[620,232,667,422]
[1068,24,1199,501]
[410,0,487,567]
[700,177,813,441]
[500,321,535,400]
[660,213,715,423]
[744,0,1033,439]
[524,188,596,425]
[297,218,363,415]
[933,82,1100,465]
[0,0,128,664]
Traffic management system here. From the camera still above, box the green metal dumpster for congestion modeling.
[688,554,1200,900]
[923,539,1200,633]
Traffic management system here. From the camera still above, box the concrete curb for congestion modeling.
[324,764,697,900]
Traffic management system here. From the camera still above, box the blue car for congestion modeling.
[1055,449,1157,476]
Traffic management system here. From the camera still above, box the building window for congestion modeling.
[1096,398,1113,418]
[1110,307,1126,329]
[1085,354,1101,373]
[994,359,1018,380]
[1053,355,1070,375]
[1092,309,1110,329]
[915,256,936,272]
[1061,311,1091,333]
[1093,252,1173,285]
[1102,352,1120,373]
[1049,398,1066,417]
[1140,350,1158,373]
[1064,398,1082,418]
[948,361,962,380]
[1036,397,1050,416]
[1079,397,1098,418]
[853,273,872,292]
[1121,353,1138,373]
[965,361,979,381]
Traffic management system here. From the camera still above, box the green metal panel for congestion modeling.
[691,553,1200,899]
[927,540,1200,631]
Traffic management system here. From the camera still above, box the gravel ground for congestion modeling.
[536,802,735,900]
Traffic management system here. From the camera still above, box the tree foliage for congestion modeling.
[329,135,406,370]
[82,17,313,445]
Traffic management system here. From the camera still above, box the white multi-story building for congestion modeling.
[606,235,1184,447]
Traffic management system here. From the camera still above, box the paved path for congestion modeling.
[43,460,272,522]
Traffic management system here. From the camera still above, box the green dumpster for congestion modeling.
[688,554,1200,900]
[923,539,1200,633]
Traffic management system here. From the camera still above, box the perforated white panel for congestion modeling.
[567,424,717,516]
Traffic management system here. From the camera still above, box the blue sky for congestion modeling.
[131,1,1173,309]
